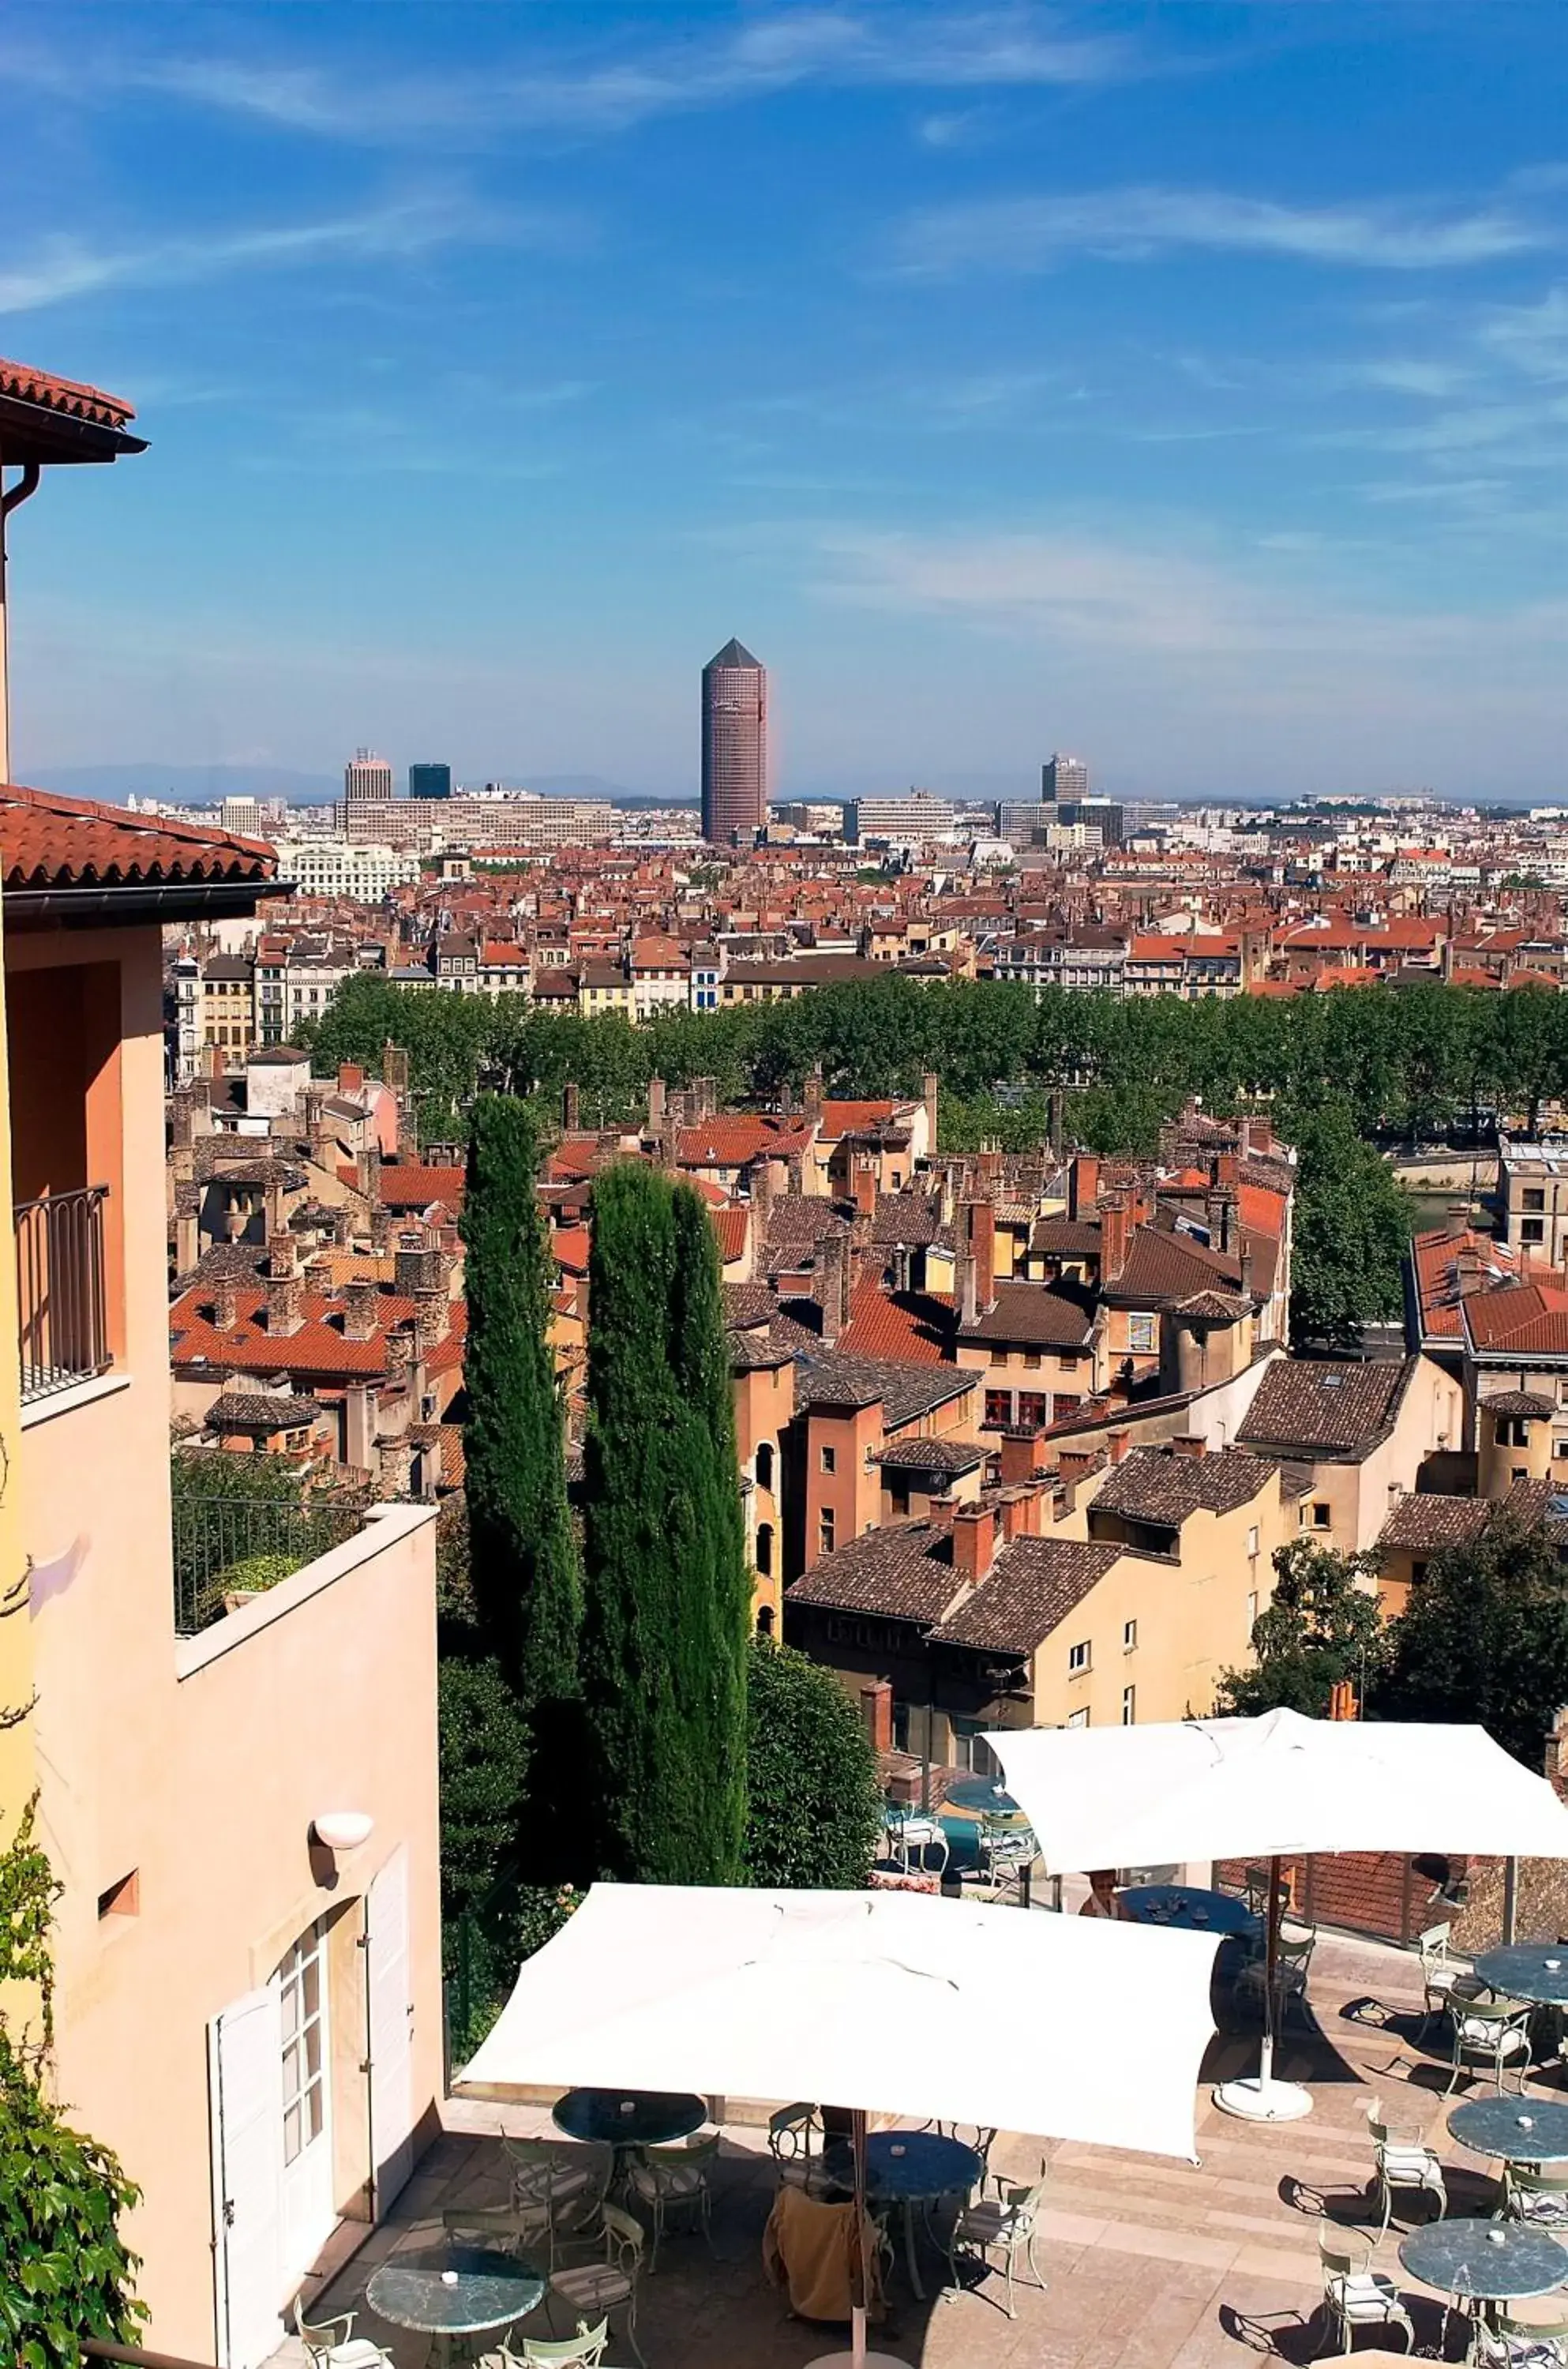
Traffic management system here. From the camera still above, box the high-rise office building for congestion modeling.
[1059,798,1124,847]
[408,761,452,801]
[1042,753,1090,804]
[701,638,767,844]
[344,748,394,803]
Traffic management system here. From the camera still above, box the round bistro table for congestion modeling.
[942,1778,1026,1819]
[1476,1947,1568,2008]
[823,2130,983,2300]
[552,2086,708,2148]
[1450,2097,1568,2164]
[1117,1885,1261,1938]
[1399,2216,1568,2353]
[367,2243,546,2369]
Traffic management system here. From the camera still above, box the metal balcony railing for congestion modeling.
[171,1493,363,1637]
[14,1184,111,1404]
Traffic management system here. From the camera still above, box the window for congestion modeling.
[820,1444,837,1475]
[1023,1350,1042,1371]
[1525,1188,1547,1212]
[1247,1524,1260,1557]
[1067,1639,1091,1674]
[1067,1708,1090,1729]
[1247,1590,1259,1631]
[1123,1619,1138,1651]
[1411,1560,1429,1585]
[1058,1353,1081,1372]
[1127,1313,1157,1354]
[278,1922,328,2165]
[818,1509,835,1557]
[756,1603,775,1637]
[1312,1503,1331,1530]
[1122,1685,1136,1725]
[756,1523,773,1578]
[1522,1219,1546,1246]
[1052,1395,1081,1421]
[755,1441,775,1492]
[1017,1392,1048,1430]
[951,1720,1000,1775]
[984,1391,1012,1429]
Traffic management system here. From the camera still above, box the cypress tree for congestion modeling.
[460,1096,581,1710]
[580,1163,751,1883]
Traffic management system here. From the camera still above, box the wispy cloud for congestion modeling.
[4,8,1137,146]
[0,191,574,317]
[896,185,1548,274]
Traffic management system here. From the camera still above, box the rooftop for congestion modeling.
[1238,1357,1415,1459]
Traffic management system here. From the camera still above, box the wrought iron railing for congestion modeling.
[14,1184,111,1403]
[171,1494,362,1637]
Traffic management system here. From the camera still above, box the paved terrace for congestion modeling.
[270,1927,1563,2369]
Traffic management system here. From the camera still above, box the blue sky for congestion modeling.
[3,2,1566,801]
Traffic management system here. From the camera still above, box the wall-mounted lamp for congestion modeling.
[311,1811,374,1854]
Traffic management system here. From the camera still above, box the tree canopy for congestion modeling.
[1372,1513,1568,1770]
[742,1636,884,1889]
[1216,1536,1390,1718]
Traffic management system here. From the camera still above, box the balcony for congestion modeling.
[14,1184,111,1405]
[172,1492,364,1638]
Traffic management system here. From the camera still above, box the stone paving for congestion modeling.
[269,1927,1568,2369]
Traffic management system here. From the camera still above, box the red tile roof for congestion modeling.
[1463,1279,1568,1357]
[0,356,137,430]
[838,1278,955,1365]
[821,1099,896,1138]
[1410,1226,1521,1341]
[0,782,276,890]
[377,1163,466,1211]
[714,1207,750,1263]
[171,1283,464,1380]
[678,1116,812,1168]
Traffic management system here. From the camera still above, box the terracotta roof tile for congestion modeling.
[377,1163,466,1211]
[1092,1444,1276,1525]
[957,1278,1094,1350]
[0,781,276,891]
[0,356,136,429]
[838,1279,955,1365]
[786,1519,961,1623]
[1238,1357,1413,1457]
[929,1539,1120,1655]
[1463,1280,1568,1357]
[1378,1493,1494,1555]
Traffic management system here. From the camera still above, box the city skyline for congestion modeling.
[2,2,1565,799]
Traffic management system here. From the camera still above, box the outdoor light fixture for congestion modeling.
[311,1811,373,1853]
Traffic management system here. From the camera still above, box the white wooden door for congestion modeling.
[366,1846,415,2217]
[209,1988,283,2369]
[275,1919,336,2290]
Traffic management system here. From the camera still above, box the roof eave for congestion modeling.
[4,877,291,929]
[0,392,148,466]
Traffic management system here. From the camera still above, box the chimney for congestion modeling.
[647,1075,666,1132]
[343,1383,375,1470]
[395,1245,441,1298]
[338,1062,364,1095]
[1206,1189,1232,1254]
[1240,1246,1255,1300]
[357,1143,382,1200]
[265,1260,304,1338]
[977,1147,1002,1190]
[562,1081,580,1132]
[968,1199,996,1313]
[1048,1087,1063,1157]
[922,1072,939,1154]
[382,1040,410,1098]
[958,1249,977,1330]
[171,1089,197,1151]
[1058,1447,1098,1487]
[1454,1248,1486,1298]
[951,1502,996,1587]
[1012,1484,1046,1538]
[1000,1429,1039,1487]
[1071,1153,1101,1218]
[996,1488,1028,1544]
[752,1158,778,1234]
[415,1286,448,1351]
[804,1068,823,1127]
[174,1182,201,1275]
[343,1278,379,1342]
[1101,1191,1130,1285]
[818,1232,848,1343]
[1446,1203,1470,1239]
[852,1158,878,1219]
[1172,1432,1206,1460]
[212,1278,239,1332]
[1108,1427,1131,1466]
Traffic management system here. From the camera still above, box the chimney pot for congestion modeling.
[951,1501,996,1586]
[1108,1427,1131,1466]
[1172,1432,1206,1460]
[343,1278,379,1342]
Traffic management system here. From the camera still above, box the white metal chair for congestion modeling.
[485,2320,610,2369]
[1317,2227,1416,2356]
[767,2100,820,2178]
[1446,2000,1533,2096]
[1419,1922,1466,2038]
[292,2300,395,2369]
[1237,1924,1318,2025]
[1366,2097,1446,2236]
[1502,2164,1568,2228]
[943,2164,1048,2319]
[548,2202,647,2367]
[625,2134,718,2270]
[886,1809,948,1877]
[1474,2310,1568,2369]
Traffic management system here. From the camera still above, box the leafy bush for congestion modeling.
[744,1636,884,1890]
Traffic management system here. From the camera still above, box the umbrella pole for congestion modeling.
[851,2107,868,2369]
[1214,1852,1313,2123]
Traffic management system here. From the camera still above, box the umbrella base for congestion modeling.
[807,2356,907,2369]
[1213,2074,1313,2122]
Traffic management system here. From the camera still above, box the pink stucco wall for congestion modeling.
[13,923,442,2361]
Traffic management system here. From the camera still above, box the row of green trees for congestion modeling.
[1218,1523,1568,1771]
[440,1099,883,2018]
[309,968,1568,1148]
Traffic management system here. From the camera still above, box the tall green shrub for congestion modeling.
[460,1096,581,1706]
[580,1164,751,1882]
[743,1637,883,1889]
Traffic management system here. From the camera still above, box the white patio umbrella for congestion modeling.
[991,1709,1568,2124]
[460,1882,1221,2369]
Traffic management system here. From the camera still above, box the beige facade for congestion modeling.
[8,910,443,2367]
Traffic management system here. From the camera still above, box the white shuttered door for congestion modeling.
[366,1845,415,2216]
[209,1988,284,2369]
